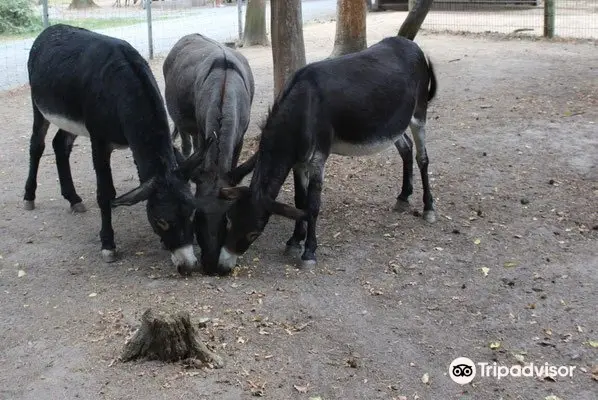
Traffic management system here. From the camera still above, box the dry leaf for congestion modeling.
[309,397,323,400]
[480,267,489,276]
[504,261,518,268]
[588,340,598,348]
[88,292,97,297]
[489,341,501,349]
[545,396,562,400]
[513,353,525,364]
[17,270,26,278]
[421,373,429,384]
[473,238,481,245]
[294,384,309,393]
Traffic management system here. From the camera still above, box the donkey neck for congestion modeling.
[249,129,296,205]
[128,125,178,183]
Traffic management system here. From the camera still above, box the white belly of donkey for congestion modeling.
[331,138,397,157]
[40,111,128,150]
[41,111,91,137]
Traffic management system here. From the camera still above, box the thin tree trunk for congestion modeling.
[242,0,269,47]
[68,0,98,9]
[271,0,306,98]
[397,0,434,40]
[330,0,367,57]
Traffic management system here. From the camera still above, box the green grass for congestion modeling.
[0,15,173,41]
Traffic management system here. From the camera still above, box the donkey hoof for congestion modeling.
[70,202,87,213]
[101,249,117,263]
[23,200,35,211]
[300,258,317,269]
[423,210,436,223]
[393,199,410,213]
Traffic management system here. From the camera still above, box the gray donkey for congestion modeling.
[163,33,255,275]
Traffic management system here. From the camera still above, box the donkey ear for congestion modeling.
[227,153,258,186]
[219,186,250,201]
[111,176,157,208]
[175,134,217,180]
[267,201,307,221]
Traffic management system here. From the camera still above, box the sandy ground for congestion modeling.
[0,12,597,400]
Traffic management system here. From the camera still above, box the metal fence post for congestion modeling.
[237,0,243,42]
[146,0,154,59]
[544,0,555,38]
[42,0,49,28]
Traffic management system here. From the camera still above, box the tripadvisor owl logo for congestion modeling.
[449,357,476,385]
[448,356,576,384]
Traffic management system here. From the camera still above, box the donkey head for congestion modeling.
[111,135,216,275]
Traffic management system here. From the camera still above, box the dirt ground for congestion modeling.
[0,12,597,400]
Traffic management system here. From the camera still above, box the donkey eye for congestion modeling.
[246,231,260,242]
[156,218,170,230]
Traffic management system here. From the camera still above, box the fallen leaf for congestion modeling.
[294,384,309,393]
[588,340,598,348]
[504,261,518,268]
[513,353,525,363]
[489,341,501,350]
[474,238,481,245]
[545,396,562,400]
[88,292,97,298]
[309,397,323,400]
[480,267,489,276]
[421,373,429,384]
[17,270,26,278]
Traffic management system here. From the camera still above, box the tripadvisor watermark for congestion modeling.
[449,357,576,385]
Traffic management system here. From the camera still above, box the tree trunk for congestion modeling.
[120,308,224,368]
[68,0,98,9]
[243,0,269,47]
[271,0,306,98]
[330,0,367,57]
[397,0,434,40]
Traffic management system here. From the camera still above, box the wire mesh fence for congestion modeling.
[388,0,598,40]
[0,0,246,91]
[0,0,596,91]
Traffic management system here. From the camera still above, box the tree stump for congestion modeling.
[120,308,224,368]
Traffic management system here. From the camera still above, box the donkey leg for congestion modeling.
[410,117,436,223]
[91,140,118,262]
[301,171,324,268]
[52,129,86,213]
[181,131,193,158]
[393,133,414,213]
[285,167,309,255]
[23,104,50,210]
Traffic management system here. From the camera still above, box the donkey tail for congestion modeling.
[427,57,437,103]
